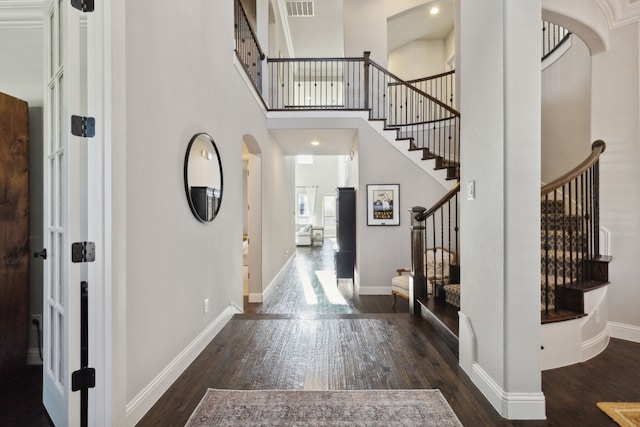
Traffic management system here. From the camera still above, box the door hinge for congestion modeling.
[71,115,95,137]
[72,242,96,263]
[71,367,96,391]
[71,0,94,12]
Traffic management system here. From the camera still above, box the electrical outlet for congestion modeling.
[204,298,209,314]
[31,314,42,330]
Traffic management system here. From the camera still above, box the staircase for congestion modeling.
[541,199,587,313]
[263,52,461,185]
[540,141,611,323]
[235,1,612,328]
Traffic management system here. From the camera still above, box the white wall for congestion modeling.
[0,27,43,107]
[591,22,640,337]
[343,0,427,65]
[459,0,544,419]
[119,0,295,419]
[541,35,592,183]
[269,0,293,58]
[388,39,446,81]
[444,28,455,68]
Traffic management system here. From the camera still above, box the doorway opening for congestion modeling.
[242,135,263,308]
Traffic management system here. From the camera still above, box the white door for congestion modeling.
[43,0,83,425]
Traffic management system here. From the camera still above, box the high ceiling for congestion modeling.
[387,0,454,52]
[284,0,454,58]
[286,0,345,57]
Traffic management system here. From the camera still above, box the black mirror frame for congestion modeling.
[183,132,224,223]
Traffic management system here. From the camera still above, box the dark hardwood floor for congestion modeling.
[3,241,639,426]
[0,366,53,427]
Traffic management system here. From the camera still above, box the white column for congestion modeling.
[458,0,545,419]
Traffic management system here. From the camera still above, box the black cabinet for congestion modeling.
[190,186,216,221]
[335,187,356,280]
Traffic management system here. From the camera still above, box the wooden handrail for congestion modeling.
[267,56,364,62]
[415,182,460,221]
[367,58,460,117]
[403,70,456,84]
[541,140,606,195]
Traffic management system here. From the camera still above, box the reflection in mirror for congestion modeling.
[184,133,223,222]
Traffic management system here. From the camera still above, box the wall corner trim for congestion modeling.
[0,0,44,29]
[471,363,547,420]
[125,303,241,426]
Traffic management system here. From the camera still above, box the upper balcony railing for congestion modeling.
[234,0,266,94]
[403,70,456,111]
[265,53,461,176]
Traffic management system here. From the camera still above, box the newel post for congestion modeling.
[409,207,427,315]
[363,51,370,110]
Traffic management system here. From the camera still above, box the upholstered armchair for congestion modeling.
[295,224,313,246]
[391,247,457,308]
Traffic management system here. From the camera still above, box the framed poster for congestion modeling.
[367,184,400,226]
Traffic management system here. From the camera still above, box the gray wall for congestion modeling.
[458,0,544,418]
[121,0,295,407]
[351,122,447,293]
[591,22,640,335]
[541,35,592,183]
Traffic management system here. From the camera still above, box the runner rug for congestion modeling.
[597,402,640,426]
[185,389,463,426]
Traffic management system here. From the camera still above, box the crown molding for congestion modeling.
[594,0,640,29]
[0,0,44,29]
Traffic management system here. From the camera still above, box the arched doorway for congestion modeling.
[242,134,263,307]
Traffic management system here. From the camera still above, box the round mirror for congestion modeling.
[184,133,223,222]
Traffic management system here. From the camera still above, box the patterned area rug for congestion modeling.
[597,402,640,426]
[185,389,463,426]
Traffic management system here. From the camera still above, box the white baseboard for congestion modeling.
[609,321,640,343]
[248,293,263,303]
[27,348,43,366]
[255,252,295,303]
[471,363,546,420]
[457,312,474,373]
[125,303,241,426]
[581,325,610,362]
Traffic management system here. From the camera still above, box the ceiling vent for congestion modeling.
[286,1,314,17]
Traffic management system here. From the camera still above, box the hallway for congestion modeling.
[246,240,409,316]
[139,243,509,425]
[138,243,640,426]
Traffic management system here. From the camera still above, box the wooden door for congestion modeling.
[0,92,30,383]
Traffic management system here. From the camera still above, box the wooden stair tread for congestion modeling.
[563,279,609,292]
[541,309,587,324]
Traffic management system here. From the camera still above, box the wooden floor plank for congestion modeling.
[4,241,640,427]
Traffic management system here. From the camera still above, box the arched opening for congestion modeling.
[242,134,263,307]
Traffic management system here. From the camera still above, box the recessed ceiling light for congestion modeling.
[430,6,439,15]
[311,141,320,146]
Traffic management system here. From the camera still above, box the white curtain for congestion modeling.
[306,186,317,223]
